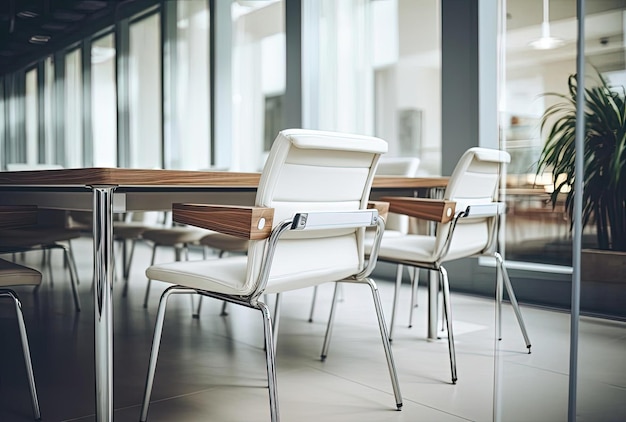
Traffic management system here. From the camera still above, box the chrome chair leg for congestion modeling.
[272,293,282,350]
[439,266,457,384]
[364,277,403,409]
[61,244,81,312]
[495,255,504,341]
[143,245,158,308]
[258,300,280,422]
[308,285,318,322]
[408,267,419,328]
[389,264,403,341]
[195,250,230,318]
[1,290,41,421]
[48,243,81,312]
[320,282,341,361]
[122,239,137,297]
[495,252,531,352]
[140,287,194,421]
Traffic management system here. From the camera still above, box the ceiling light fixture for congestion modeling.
[17,10,39,19]
[29,35,51,44]
[529,0,564,50]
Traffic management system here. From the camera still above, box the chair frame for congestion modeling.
[374,198,532,384]
[0,205,42,420]
[0,288,41,421]
[139,207,402,422]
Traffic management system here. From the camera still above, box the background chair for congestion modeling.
[350,147,531,384]
[139,129,402,422]
[0,209,81,312]
[0,205,43,421]
[307,156,420,324]
[3,164,82,311]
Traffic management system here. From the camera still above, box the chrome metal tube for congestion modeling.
[259,301,280,422]
[364,278,403,409]
[92,186,115,422]
[2,290,41,421]
[439,267,457,384]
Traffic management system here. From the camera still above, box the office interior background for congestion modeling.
[1,0,625,420]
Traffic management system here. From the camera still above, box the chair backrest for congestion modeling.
[375,157,420,233]
[435,147,510,262]
[245,129,388,294]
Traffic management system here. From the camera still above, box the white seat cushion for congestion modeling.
[146,256,249,295]
[378,229,488,264]
[142,227,208,245]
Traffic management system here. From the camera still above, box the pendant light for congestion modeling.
[529,0,564,50]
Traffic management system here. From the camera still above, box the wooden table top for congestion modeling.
[0,168,449,190]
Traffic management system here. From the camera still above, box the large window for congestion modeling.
[232,0,285,171]
[129,12,162,169]
[174,0,211,170]
[25,68,38,165]
[43,57,55,164]
[65,48,83,168]
[92,34,117,167]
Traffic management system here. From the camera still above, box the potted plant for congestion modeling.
[536,70,626,315]
[536,70,626,252]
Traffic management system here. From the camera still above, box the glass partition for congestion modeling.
[577,2,626,420]
[499,0,626,420]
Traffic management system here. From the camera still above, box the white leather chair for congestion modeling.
[332,147,531,385]
[307,156,420,324]
[139,129,402,421]
[0,205,42,421]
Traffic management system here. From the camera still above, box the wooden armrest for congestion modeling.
[173,203,274,240]
[0,205,38,229]
[380,197,456,223]
[367,201,389,222]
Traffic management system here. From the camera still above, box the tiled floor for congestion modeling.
[0,238,624,421]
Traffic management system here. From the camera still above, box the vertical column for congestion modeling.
[37,61,46,164]
[210,0,233,169]
[53,51,66,165]
[82,38,94,167]
[302,0,320,129]
[284,0,303,129]
[92,186,116,422]
[161,1,177,169]
[441,0,498,173]
[116,18,131,168]
[435,0,499,341]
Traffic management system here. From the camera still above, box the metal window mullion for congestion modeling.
[15,72,26,163]
[161,0,177,169]
[568,0,585,420]
[284,0,303,130]
[209,0,232,169]
[82,37,94,167]
[37,61,46,163]
[53,51,66,165]
[0,77,5,169]
[116,18,131,168]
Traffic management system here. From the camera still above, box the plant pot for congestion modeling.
[581,249,626,318]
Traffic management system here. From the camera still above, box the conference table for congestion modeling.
[0,168,447,422]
